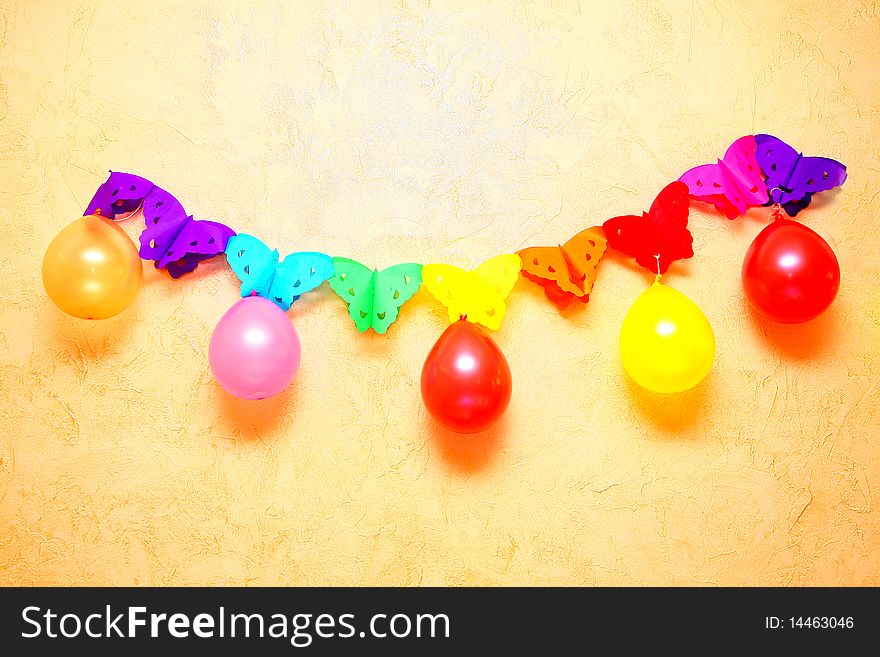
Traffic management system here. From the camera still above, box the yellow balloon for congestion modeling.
[619,281,715,393]
[42,215,142,319]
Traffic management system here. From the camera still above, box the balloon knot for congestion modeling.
[459,314,468,322]
[249,290,258,297]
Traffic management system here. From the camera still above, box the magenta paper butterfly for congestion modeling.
[85,172,235,278]
[678,136,769,219]
[679,135,847,218]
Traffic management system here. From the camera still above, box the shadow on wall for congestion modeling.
[624,373,710,436]
[428,414,509,474]
[744,296,841,361]
[215,380,298,441]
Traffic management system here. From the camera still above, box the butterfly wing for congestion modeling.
[85,171,154,219]
[754,134,801,204]
[561,226,607,298]
[646,181,693,273]
[269,252,334,310]
[721,135,768,208]
[370,264,423,334]
[159,219,236,278]
[328,258,377,333]
[648,180,690,227]
[604,182,692,274]
[602,213,652,266]
[138,186,192,262]
[678,162,743,218]
[225,234,279,299]
[421,264,471,325]
[474,254,521,296]
[518,246,578,309]
[783,156,847,209]
[468,254,522,329]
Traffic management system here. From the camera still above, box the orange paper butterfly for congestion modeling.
[518,227,607,310]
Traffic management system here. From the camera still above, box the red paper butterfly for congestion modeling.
[602,181,693,275]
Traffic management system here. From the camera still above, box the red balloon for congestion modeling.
[742,218,840,324]
[421,320,512,433]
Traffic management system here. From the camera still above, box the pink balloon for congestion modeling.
[209,296,301,399]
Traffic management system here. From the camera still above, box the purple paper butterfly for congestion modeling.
[754,135,847,216]
[85,172,235,278]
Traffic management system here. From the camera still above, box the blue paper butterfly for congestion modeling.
[225,234,334,310]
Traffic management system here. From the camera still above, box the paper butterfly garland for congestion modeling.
[422,254,522,330]
[678,136,768,219]
[678,135,848,218]
[225,234,333,311]
[754,134,848,216]
[602,181,693,275]
[518,227,607,310]
[328,259,423,334]
[85,172,236,278]
[71,130,844,340]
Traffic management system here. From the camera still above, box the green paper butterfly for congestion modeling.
[328,258,423,334]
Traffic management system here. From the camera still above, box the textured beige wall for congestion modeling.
[1,0,878,586]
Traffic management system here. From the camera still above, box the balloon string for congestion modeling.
[654,254,662,283]
[770,203,784,222]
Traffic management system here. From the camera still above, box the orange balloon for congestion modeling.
[42,215,143,319]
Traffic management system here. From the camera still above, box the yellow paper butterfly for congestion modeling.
[422,254,522,330]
